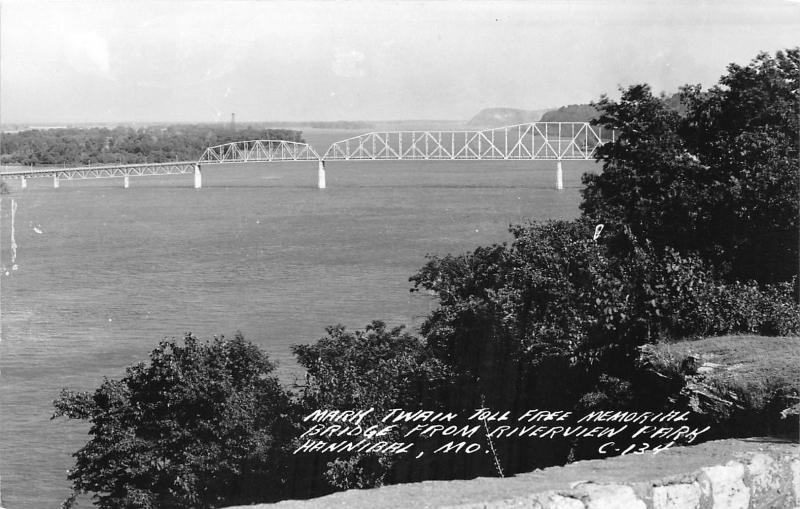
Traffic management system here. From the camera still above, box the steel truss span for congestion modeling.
[200,140,321,164]
[0,161,197,180]
[323,122,607,161]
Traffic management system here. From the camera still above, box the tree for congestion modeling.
[53,333,297,509]
[410,218,799,469]
[292,321,452,490]
[582,49,799,283]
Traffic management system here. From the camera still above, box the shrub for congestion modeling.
[53,333,296,509]
[411,218,799,422]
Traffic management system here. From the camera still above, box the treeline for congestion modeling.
[540,92,688,122]
[0,125,304,166]
[540,103,599,122]
[53,49,799,509]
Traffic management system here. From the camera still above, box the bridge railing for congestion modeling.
[200,140,321,164]
[322,122,607,161]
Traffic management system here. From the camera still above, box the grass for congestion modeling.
[647,335,800,412]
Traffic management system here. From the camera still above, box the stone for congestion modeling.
[540,493,585,509]
[700,462,750,509]
[652,483,701,509]
[745,452,781,504]
[573,483,645,509]
[791,459,800,507]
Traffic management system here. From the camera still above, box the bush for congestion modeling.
[411,218,799,418]
[53,333,296,509]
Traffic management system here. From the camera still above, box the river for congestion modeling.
[0,128,590,507]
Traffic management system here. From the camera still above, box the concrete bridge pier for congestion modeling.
[193,164,202,189]
[123,175,130,189]
[556,160,564,190]
[317,160,326,189]
[19,176,26,189]
[53,175,59,189]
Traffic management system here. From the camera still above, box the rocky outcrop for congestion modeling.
[224,438,799,509]
[637,340,800,437]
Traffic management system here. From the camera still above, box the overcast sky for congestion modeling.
[2,0,798,124]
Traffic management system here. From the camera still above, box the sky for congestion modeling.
[1,0,799,124]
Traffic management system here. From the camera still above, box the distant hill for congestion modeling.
[467,108,551,127]
[540,93,687,123]
[540,104,599,122]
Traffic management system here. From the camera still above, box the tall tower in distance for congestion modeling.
[230,113,236,131]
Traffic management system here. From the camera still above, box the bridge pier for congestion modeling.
[318,160,326,189]
[123,175,130,189]
[194,164,202,189]
[556,160,564,190]
[53,175,59,189]
[19,176,26,189]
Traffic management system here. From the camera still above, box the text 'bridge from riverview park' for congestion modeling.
[0,122,609,191]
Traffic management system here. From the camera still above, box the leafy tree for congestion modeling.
[293,321,449,413]
[292,321,453,490]
[53,333,297,509]
[582,49,799,283]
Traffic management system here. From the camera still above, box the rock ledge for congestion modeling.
[225,438,799,509]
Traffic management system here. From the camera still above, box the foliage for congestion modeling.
[293,321,449,413]
[411,219,799,416]
[583,49,799,283]
[52,333,296,509]
[1,125,303,166]
[292,321,451,490]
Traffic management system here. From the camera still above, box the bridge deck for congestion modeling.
[0,161,197,179]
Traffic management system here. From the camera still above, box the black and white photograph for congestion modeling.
[0,1,798,508]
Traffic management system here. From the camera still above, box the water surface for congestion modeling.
[0,154,590,508]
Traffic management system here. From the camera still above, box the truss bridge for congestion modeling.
[199,140,320,164]
[0,122,606,191]
[323,122,605,161]
[1,161,197,189]
[319,122,605,189]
